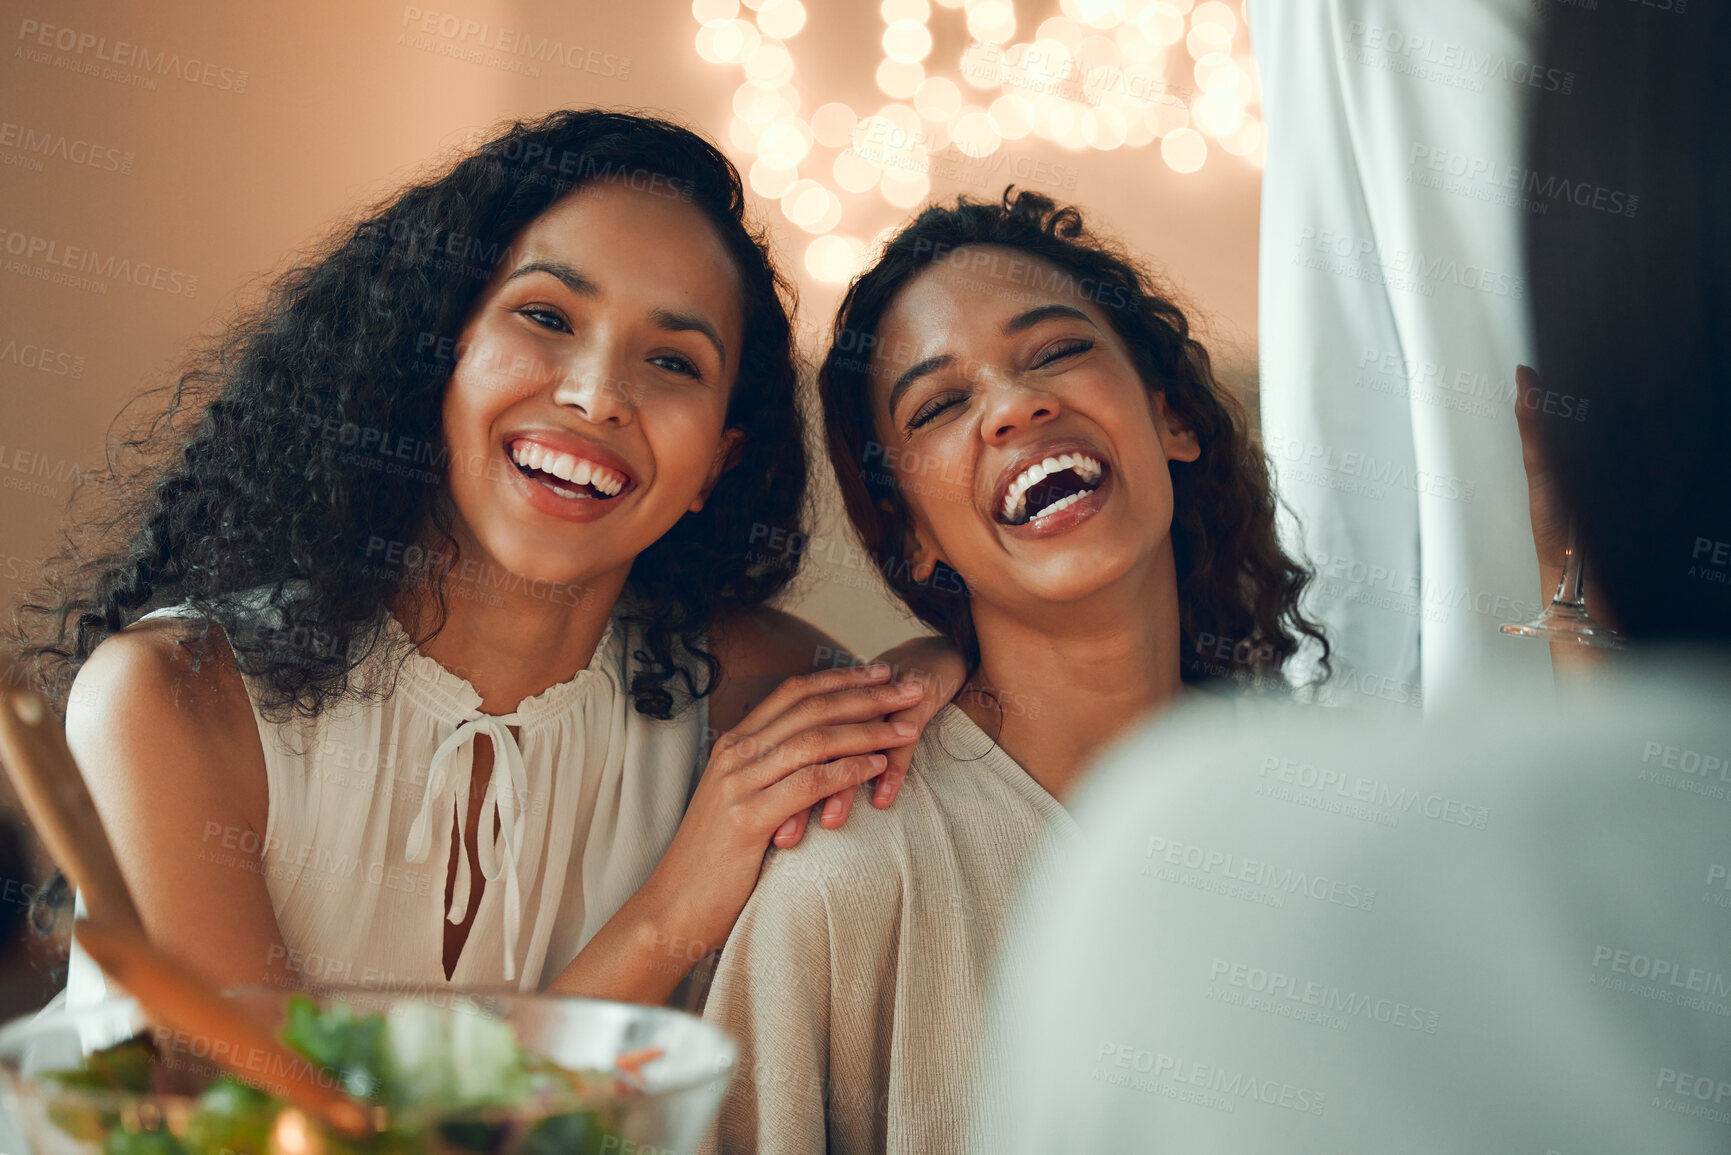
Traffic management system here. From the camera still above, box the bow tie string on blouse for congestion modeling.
[403,711,531,982]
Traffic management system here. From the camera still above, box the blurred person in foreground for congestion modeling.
[974,5,1731,1152]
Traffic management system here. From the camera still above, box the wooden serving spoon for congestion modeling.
[76,918,374,1141]
[0,661,373,1141]
[0,655,143,936]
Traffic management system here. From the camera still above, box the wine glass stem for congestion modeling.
[1554,520,1586,609]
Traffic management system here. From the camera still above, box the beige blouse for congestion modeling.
[66,594,707,1004]
[698,704,1080,1155]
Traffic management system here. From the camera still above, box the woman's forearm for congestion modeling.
[546,665,928,1002]
[542,887,703,1003]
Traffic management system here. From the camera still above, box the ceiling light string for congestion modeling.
[691,0,1261,283]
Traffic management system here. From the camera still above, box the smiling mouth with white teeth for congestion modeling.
[998,452,1105,526]
[508,440,629,501]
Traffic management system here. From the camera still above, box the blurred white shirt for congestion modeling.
[976,654,1731,1153]
[1252,0,1556,713]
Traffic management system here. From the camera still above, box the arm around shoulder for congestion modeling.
[707,607,962,824]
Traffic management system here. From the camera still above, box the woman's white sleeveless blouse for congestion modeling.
[65,603,707,1002]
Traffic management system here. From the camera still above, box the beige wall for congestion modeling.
[0,0,1259,662]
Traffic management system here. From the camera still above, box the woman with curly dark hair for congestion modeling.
[16,109,959,1006]
[699,189,1328,1154]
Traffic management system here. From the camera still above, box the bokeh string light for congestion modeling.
[692,0,1261,283]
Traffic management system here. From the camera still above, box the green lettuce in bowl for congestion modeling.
[0,989,735,1155]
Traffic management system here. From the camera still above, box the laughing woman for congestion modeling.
[15,111,955,1004]
[699,190,1327,1154]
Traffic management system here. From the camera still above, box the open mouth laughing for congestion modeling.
[995,449,1108,527]
[507,438,633,502]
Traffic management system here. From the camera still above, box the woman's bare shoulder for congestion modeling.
[67,618,268,821]
[71,618,253,721]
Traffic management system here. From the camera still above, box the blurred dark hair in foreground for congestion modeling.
[1527,3,1731,645]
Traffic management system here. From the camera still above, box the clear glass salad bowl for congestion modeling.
[0,985,737,1155]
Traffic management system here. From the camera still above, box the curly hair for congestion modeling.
[13,109,809,721]
[819,189,1327,689]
